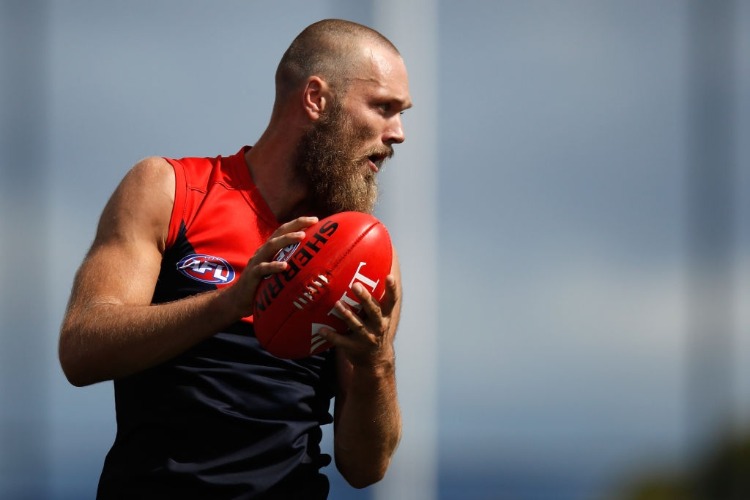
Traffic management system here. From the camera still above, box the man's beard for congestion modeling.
[294,101,392,217]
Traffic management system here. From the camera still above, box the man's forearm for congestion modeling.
[59,288,240,386]
[334,362,402,488]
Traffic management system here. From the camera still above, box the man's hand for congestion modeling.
[320,274,399,370]
[221,216,319,319]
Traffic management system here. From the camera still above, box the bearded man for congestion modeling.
[58,18,411,500]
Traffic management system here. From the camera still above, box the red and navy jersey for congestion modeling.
[97,147,336,500]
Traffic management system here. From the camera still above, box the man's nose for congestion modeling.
[384,115,405,144]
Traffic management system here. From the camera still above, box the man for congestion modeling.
[58,18,412,499]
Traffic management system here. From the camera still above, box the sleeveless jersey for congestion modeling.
[97,147,337,500]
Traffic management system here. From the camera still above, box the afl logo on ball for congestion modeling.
[273,243,300,263]
[176,254,236,284]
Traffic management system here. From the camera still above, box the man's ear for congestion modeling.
[302,76,329,121]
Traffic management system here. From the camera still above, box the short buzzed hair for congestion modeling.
[275,19,400,101]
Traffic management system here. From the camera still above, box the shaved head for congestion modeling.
[275,19,400,101]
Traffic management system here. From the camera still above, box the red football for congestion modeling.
[253,211,393,359]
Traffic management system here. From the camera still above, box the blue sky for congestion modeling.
[1,1,749,499]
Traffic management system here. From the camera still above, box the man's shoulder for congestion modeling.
[164,147,248,185]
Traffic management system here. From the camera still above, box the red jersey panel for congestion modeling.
[161,145,277,317]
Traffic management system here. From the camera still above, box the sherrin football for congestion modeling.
[253,211,393,359]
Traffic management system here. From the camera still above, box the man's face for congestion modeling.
[295,97,384,216]
[295,46,412,217]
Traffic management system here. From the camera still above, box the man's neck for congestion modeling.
[244,143,309,223]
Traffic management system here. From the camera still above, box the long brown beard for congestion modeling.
[294,101,389,217]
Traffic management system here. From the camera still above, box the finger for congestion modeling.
[333,300,372,336]
[317,326,356,350]
[273,216,318,236]
[249,259,289,278]
[266,230,307,254]
[350,282,382,320]
[378,275,399,317]
[252,230,306,264]
[252,216,318,264]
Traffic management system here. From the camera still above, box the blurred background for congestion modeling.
[1,0,749,499]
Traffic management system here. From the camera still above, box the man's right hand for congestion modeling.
[222,216,319,319]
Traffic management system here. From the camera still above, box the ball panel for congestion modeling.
[253,211,392,359]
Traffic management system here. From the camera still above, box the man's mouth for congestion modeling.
[367,155,382,172]
[366,151,391,173]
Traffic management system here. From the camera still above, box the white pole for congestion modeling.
[372,1,438,499]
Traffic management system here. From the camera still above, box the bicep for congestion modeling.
[67,157,175,310]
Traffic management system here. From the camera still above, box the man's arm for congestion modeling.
[323,251,402,488]
[59,157,314,386]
